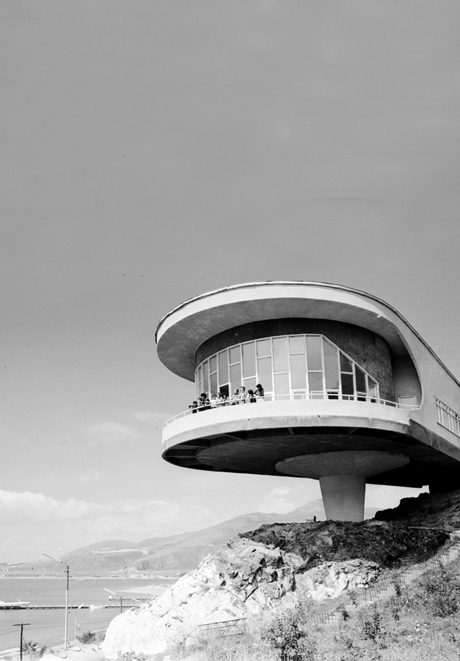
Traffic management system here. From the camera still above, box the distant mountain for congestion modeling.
[63,539,136,556]
[51,500,379,574]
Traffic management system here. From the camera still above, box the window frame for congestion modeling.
[196,334,381,401]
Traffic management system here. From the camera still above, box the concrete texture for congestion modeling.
[275,450,410,479]
[392,355,422,405]
[156,282,411,381]
[320,475,366,521]
[162,399,460,490]
[276,451,409,520]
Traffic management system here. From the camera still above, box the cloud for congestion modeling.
[258,486,298,513]
[83,422,142,444]
[0,490,101,523]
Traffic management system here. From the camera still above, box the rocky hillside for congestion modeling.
[240,519,449,569]
[103,535,384,658]
[375,488,460,529]
[103,514,449,658]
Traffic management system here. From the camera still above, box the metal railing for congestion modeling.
[310,533,460,627]
[163,393,420,428]
[198,617,248,639]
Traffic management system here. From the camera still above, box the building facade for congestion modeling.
[156,282,460,521]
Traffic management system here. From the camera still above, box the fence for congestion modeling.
[310,532,460,626]
[197,617,248,640]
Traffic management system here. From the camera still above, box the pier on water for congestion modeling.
[0,602,146,610]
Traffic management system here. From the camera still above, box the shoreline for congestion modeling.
[118,584,168,596]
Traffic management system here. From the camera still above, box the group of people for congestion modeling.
[190,384,265,413]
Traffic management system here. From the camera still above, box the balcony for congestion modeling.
[162,394,419,453]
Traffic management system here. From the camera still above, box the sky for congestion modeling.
[1,0,460,563]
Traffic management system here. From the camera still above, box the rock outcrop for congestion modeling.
[103,536,382,658]
[103,519,449,658]
[241,519,449,568]
[375,488,460,530]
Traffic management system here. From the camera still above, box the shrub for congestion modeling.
[192,633,262,661]
[263,601,317,661]
[415,564,460,617]
[77,631,96,644]
[23,641,48,658]
[359,606,384,643]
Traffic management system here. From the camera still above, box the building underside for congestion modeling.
[163,422,460,492]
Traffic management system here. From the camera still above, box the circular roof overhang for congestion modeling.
[156,281,413,381]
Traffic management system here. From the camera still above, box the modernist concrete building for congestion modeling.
[156,282,460,521]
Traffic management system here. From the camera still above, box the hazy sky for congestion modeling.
[2,0,460,562]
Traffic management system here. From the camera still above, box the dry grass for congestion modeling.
[175,557,460,661]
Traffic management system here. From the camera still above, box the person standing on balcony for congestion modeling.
[248,389,256,403]
[199,393,210,410]
[255,384,264,401]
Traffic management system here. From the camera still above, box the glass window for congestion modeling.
[289,336,305,355]
[195,334,381,404]
[256,339,271,357]
[356,367,366,393]
[243,376,257,392]
[242,342,256,378]
[230,363,241,393]
[368,385,378,399]
[308,372,323,392]
[306,336,322,370]
[274,372,290,395]
[340,353,353,373]
[210,372,218,396]
[218,351,228,385]
[440,408,448,428]
[257,356,273,392]
[341,373,354,395]
[436,402,443,424]
[290,354,307,390]
[273,337,289,373]
[324,341,339,390]
[229,346,240,364]
[368,378,378,399]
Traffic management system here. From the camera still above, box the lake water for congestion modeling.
[0,577,172,651]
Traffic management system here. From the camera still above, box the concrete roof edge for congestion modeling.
[155,280,460,388]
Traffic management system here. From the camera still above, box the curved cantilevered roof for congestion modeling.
[156,281,456,384]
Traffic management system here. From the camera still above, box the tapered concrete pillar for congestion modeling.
[276,450,410,521]
[320,475,366,522]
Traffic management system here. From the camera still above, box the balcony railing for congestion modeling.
[163,393,420,428]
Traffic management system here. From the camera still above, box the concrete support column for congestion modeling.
[320,475,366,522]
[277,450,409,522]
